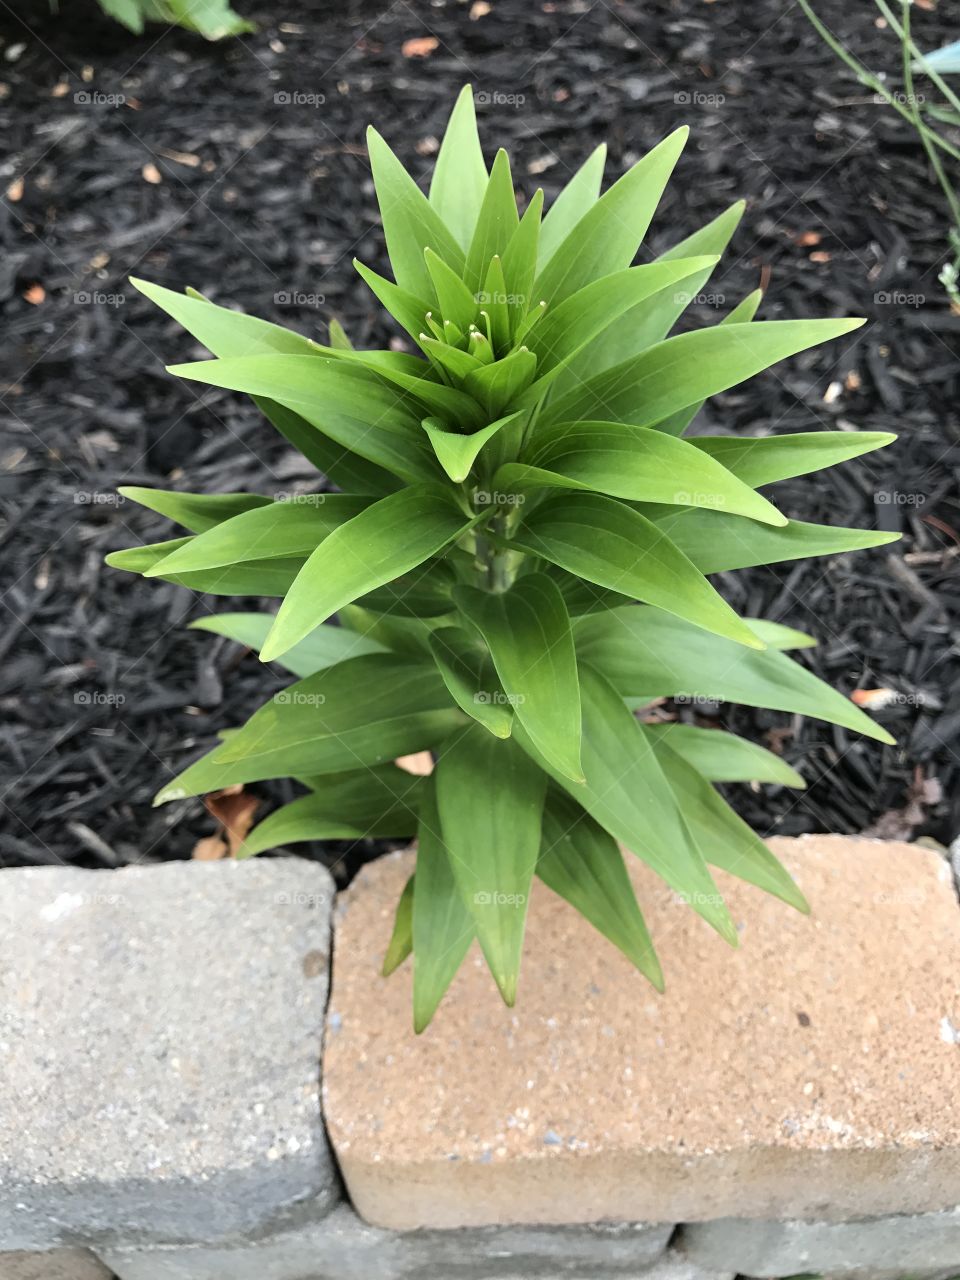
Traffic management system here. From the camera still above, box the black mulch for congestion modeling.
[1,0,958,882]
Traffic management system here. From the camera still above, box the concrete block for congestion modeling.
[681,1209,960,1277]
[0,858,337,1248]
[0,1249,113,1280]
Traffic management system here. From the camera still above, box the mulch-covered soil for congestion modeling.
[1,0,958,880]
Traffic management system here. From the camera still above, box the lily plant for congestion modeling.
[109,87,897,1030]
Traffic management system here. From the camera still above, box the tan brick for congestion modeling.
[323,836,960,1229]
[0,1250,112,1280]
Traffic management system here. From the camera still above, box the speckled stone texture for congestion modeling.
[104,1200,673,1279]
[680,1209,960,1278]
[323,836,960,1229]
[0,1249,113,1280]
[0,859,337,1249]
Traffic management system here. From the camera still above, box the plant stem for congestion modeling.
[796,0,960,163]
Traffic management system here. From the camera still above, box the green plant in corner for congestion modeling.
[90,0,252,39]
[108,86,899,1031]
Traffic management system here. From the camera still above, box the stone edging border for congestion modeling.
[1,837,959,1279]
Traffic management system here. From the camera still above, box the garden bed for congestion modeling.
[1,0,958,875]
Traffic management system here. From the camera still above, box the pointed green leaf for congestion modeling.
[421,413,519,483]
[354,259,432,345]
[117,489,270,533]
[575,200,746,377]
[463,347,537,419]
[542,319,865,431]
[464,149,520,293]
[522,256,719,377]
[650,734,809,913]
[642,505,900,575]
[189,614,386,678]
[110,540,305,597]
[498,421,787,525]
[691,430,897,488]
[412,775,475,1032]
[640,724,805,788]
[477,254,511,353]
[383,875,415,976]
[454,574,583,782]
[367,126,465,297]
[533,128,687,307]
[428,627,514,739]
[261,485,472,661]
[241,766,423,855]
[257,400,400,495]
[647,287,765,436]
[143,496,369,577]
[537,143,605,271]
[131,277,316,357]
[207,653,463,779]
[328,317,353,350]
[514,664,736,945]
[509,492,765,650]
[574,606,895,744]
[167,354,438,483]
[436,725,547,1005]
[424,247,479,333]
[538,790,662,988]
[429,85,488,250]
[500,189,543,331]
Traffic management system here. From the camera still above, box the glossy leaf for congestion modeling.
[464,149,520,293]
[538,790,663,988]
[497,420,787,525]
[534,129,687,307]
[421,413,519,483]
[640,724,805,788]
[202,653,464,781]
[383,875,415,976]
[436,725,547,1005]
[691,430,897,488]
[412,775,475,1032]
[642,505,900,575]
[537,143,605,270]
[143,496,369,576]
[454,574,583,781]
[509,491,765,650]
[367,126,465,297]
[189,613,386,678]
[242,766,423,855]
[428,626,514,738]
[167,353,438,483]
[541,319,865,431]
[119,487,271,533]
[515,663,737,945]
[261,486,472,661]
[429,84,488,250]
[650,735,809,913]
[574,606,895,744]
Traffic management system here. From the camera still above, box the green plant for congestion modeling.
[93,0,252,39]
[109,87,898,1030]
[798,0,960,309]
